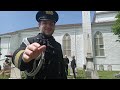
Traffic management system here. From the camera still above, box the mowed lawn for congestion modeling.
[98,71,120,79]
[67,69,120,79]
[0,69,120,79]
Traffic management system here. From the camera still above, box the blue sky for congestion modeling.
[0,11,95,34]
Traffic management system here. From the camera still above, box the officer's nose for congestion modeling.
[46,24,53,30]
[46,24,51,28]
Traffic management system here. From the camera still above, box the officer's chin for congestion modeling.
[44,32,53,36]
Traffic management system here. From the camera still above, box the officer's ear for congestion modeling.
[38,22,41,27]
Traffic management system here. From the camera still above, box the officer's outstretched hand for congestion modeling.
[22,42,46,63]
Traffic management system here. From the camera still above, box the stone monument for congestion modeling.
[82,11,99,79]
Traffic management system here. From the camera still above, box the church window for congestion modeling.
[62,33,71,57]
[94,31,105,56]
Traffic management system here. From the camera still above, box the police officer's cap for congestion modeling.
[36,11,59,23]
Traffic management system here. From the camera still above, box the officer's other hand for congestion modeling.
[22,42,46,63]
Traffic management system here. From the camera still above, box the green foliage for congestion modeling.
[112,11,120,41]
[0,75,10,79]
[0,71,10,79]
[67,69,86,79]
[21,71,26,79]
[76,69,86,79]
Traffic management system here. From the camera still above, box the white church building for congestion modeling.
[0,11,120,71]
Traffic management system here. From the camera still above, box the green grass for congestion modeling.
[67,69,120,79]
[0,69,120,79]
[98,71,120,79]
[0,74,10,79]
[67,69,86,79]
[0,70,10,79]
[21,71,27,79]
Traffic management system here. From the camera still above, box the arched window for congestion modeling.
[94,31,105,56]
[62,33,71,57]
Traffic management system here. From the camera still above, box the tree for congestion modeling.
[112,11,120,42]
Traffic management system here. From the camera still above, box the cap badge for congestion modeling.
[45,11,54,15]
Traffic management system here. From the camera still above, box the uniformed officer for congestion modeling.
[12,11,67,79]
[64,55,69,76]
[71,56,76,79]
